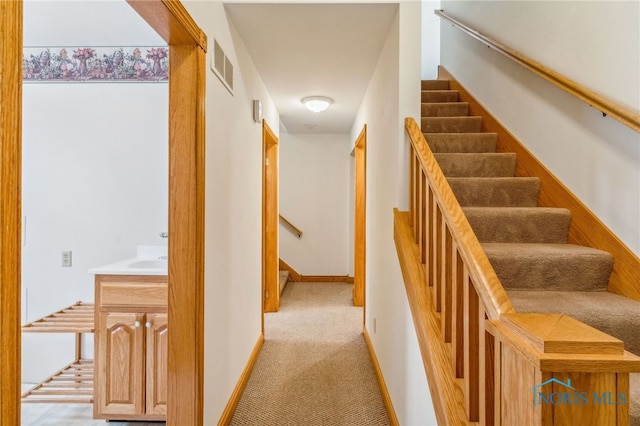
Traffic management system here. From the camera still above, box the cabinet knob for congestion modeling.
[134,321,141,328]
[145,321,152,328]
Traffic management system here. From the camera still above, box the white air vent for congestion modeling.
[212,39,234,94]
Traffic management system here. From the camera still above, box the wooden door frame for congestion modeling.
[126,2,206,424]
[262,120,280,315]
[0,1,23,423]
[353,125,367,308]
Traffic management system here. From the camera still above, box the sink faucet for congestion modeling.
[159,232,168,260]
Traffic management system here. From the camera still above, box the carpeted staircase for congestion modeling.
[421,79,640,424]
[279,270,290,295]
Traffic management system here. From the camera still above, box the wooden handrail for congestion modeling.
[435,9,640,133]
[279,215,302,238]
[405,117,513,319]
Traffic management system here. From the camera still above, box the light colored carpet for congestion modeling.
[230,282,390,426]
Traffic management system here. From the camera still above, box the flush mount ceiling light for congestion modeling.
[302,96,333,113]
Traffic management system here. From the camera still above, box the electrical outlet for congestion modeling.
[62,251,72,267]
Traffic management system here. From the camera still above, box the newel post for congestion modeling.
[486,313,640,426]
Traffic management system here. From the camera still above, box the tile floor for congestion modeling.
[21,384,165,425]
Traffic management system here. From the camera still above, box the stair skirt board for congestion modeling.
[421,74,640,425]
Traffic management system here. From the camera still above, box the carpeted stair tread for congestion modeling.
[508,290,640,356]
[464,207,571,243]
[422,102,469,117]
[279,270,290,296]
[424,133,497,153]
[434,152,516,177]
[448,177,540,207]
[484,243,613,291]
[422,80,450,90]
[422,90,459,103]
[422,116,482,133]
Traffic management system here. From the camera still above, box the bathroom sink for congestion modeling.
[128,260,167,269]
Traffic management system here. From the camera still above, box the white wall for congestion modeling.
[279,133,351,275]
[182,2,279,424]
[22,1,168,383]
[351,2,437,425]
[440,1,640,255]
[421,0,441,79]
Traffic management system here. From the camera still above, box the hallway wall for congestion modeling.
[351,2,437,424]
[279,133,351,275]
[182,2,279,424]
[440,0,640,255]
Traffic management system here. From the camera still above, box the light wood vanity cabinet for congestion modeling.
[94,275,168,421]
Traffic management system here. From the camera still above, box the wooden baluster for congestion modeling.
[440,225,453,342]
[413,157,424,244]
[427,189,435,286]
[464,277,480,421]
[418,170,427,263]
[433,207,443,312]
[452,250,465,378]
[617,373,630,426]
[409,148,415,228]
[480,309,493,426]
[486,321,499,426]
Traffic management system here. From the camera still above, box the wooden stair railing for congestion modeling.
[435,10,640,133]
[279,214,302,238]
[396,117,640,425]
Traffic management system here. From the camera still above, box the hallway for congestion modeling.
[230,282,390,425]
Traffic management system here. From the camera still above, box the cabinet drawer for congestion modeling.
[98,281,167,309]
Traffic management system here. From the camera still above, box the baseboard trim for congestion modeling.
[363,327,399,426]
[218,333,265,426]
[279,259,354,283]
[300,275,354,283]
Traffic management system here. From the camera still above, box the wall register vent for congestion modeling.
[212,39,234,94]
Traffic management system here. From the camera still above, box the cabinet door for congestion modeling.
[95,312,145,417]
[145,313,168,416]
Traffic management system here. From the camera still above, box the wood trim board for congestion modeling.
[299,276,354,283]
[278,260,353,283]
[353,125,367,307]
[217,333,265,425]
[363,328,399,425]
[278,258,301,282]
[262,120,279,313]
[127,2,207,424]
[0,1,22,424]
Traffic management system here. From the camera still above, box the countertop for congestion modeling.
[88,245,168,276]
